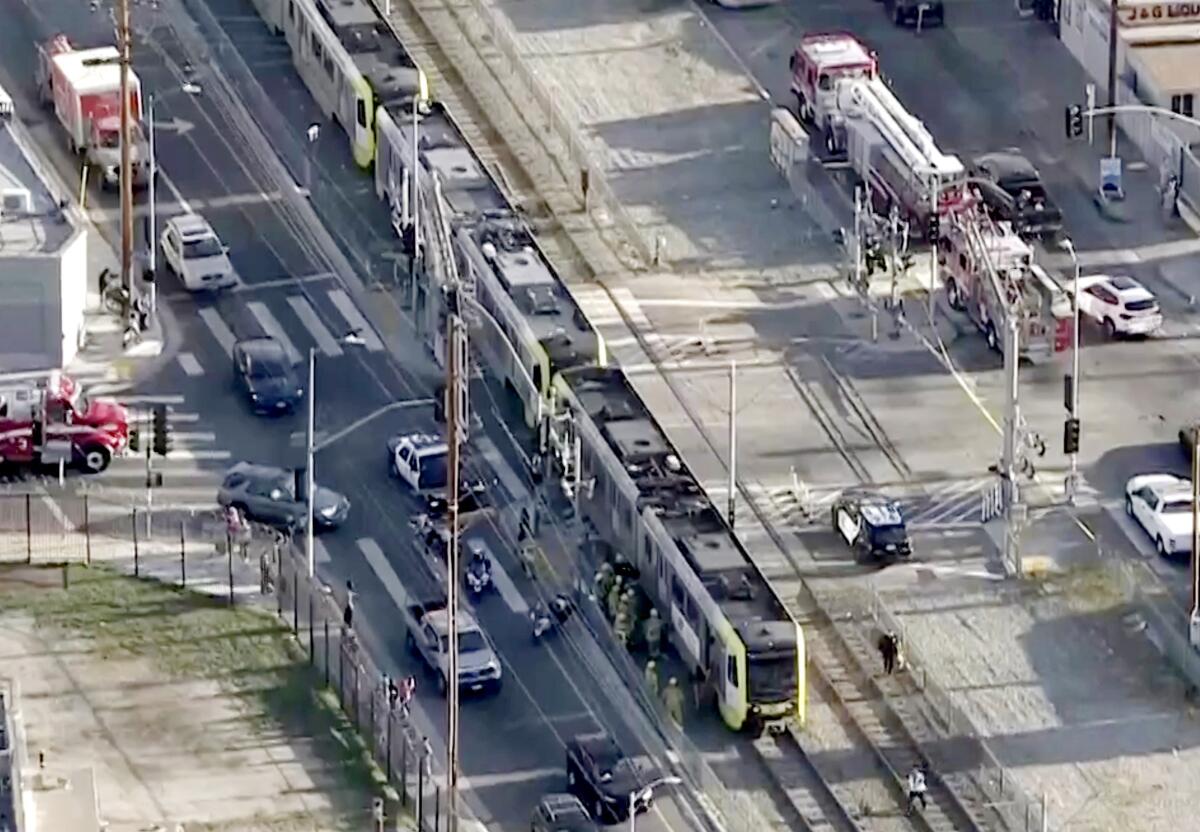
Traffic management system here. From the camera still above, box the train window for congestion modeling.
[357,98,367,128]
[323,56,334,78]
[726,655,736,686]
[671,576,685,606]
[312,34,322,62]
[532,365,543,393]
[643,534,654,567]
[287,0,295,21]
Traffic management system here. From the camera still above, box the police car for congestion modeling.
[831,490,912,562]
[386,432,449,494]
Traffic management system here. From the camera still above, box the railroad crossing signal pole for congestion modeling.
[117,0,135,299]
[444,299,467,832]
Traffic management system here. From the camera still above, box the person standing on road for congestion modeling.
[642,609,663,659]
[644,660,660,699]
[906,764,928,816]
[878,630,899,675]
[662,677,685,727]
[343,580,356,632]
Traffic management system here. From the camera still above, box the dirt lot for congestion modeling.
[0,564,395,832]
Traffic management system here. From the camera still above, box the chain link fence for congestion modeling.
[269,540,447,832]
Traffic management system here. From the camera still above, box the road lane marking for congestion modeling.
[474,435,527,501]
[287,295,343,357]
[198,308,237,357]
[328,289,384,352]
[246,301,303,364]
[357,537,408,607]
[177,352,204,377]
[466,539,528,615]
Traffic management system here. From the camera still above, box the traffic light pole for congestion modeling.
[117,0,134,301]
[1002,313,1023,576]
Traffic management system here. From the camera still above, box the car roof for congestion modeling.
[974,151,1039,181]
[1084,274,1154,301]
[423,607,481,635]
[397,432,448,454]
[538,793,589,818]
[169,214,217,239]
[236,337,289,361]
[225,460,289,483]
[568,732,622,762]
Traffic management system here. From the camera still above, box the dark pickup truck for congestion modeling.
[970,150,1064,241]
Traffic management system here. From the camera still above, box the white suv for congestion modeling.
[161,214,237,291]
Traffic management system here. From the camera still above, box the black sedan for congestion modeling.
[232,337,304,414]
[565,733,647,823]
[531,793,597,832]
[881,0,945,27]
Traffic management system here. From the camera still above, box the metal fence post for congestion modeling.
[434,785,440,832]
[400,735,409,807]
[416,752,424,821]
[324,619,330,686]
[338,641,346,707]
[132,508,139,576]
[179,521,186,586]
[308,593,315,663]
[292,566,299,633]
[25,493,31,564]
[83,494,91,565]
[386,710,393,783]
[227,531,234,605]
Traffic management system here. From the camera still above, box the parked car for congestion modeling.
[1072,274,1162,338]
[531,794,597,832]
[217,461,349,532]
[161,214,237,291]
[831,490,912,562]
[969,151,1063,239]
[565,733,647,823]
[880,0,945,27]
[232,337,304,414]
[1125,473,1194,559]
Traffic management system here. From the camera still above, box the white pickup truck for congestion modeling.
[1125,473,1194,558]
[403,598,502,695]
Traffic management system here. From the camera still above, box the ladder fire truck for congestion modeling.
[939,206,1071,363]
[0,372,130,474]
[791,32,968,236]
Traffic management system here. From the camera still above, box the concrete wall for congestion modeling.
[0,224,87,372]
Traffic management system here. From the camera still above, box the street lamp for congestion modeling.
[304,123,320,196]
[305,327,367,578]
[627,776,682,832]
[1060,237,1081,504]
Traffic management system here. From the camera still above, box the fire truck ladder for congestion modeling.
[841,78,933,178]
[955,207,1028,333]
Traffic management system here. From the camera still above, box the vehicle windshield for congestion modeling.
[872,524,909,545]
[98,129,120,149]
[1125,299,1158,312]
[183,236,224,259]
[747,651,797,702]
[441,630,488,654]
[418,452,449,490]
[1161,498,1193,515]
[248,355,288,380]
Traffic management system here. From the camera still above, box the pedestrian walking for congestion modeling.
[644,659,660,699]
[387,677,400,711]
[343,580,356,631]
[420,736,434,781]
[662,677,685,727]
[906,764,928,816]
[877,630,899,675]
[642,609,663,659]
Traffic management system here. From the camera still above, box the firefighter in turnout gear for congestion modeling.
[662,677,685,727]
[644,660,660,698]
[642,608,663,658]
[606,576,624,621]
[613,609,633,647]
[594,562,615,603]
[617,587,637,626]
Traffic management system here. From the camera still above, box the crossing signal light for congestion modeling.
[1065,104,1084,139]
[1064,418,1081,455]
[151,404,172,457]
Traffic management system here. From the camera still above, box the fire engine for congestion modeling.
[939,208,1071,363]
[790,33,967,236]
[0,373,131,474]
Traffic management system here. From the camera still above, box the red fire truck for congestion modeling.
[0,373,130,473]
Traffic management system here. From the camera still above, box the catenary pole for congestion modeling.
[117,0,134,297]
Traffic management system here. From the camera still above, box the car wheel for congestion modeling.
[1103,318,1117,339]
[1157,537,1167,557]
[567,768,576,788]
[593,799,605,822]
[437,673,448,696]
[79,445,112,474]
[1125,497,1133,517]
[985,322,999,352]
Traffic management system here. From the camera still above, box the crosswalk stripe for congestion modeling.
[357,537,408,607]
[198,308,237,357]
[171,431,217,443]
[178,352,205,377]
[117,394,187,405]
[247,301,303,364]
[166,449,232,461]
[287,295,343,357]
[328,289,384,352]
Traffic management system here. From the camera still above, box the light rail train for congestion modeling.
[246,0,805,733]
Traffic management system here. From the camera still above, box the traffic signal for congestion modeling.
[151,404,172,457]
[1064,417,1081,455]
[1065,104,1084,139]
[926,213,940,242]
[128,425,140,453]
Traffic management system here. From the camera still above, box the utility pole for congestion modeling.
[147,94,157,316]
[444,300,465,832]
[117,0,134,297]
[411,98,421,271]
[1062,238,1081,504]
[929,176,940,322]
[1001,312,1023,576]
[727,360,736,529]
[1106,0,1119,155]
[305,347,316,578]
[1190,427,1200,647]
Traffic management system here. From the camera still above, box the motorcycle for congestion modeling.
[465,554,493,597]
[530,594,574,642]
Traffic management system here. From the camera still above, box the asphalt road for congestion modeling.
[0,1,709,830]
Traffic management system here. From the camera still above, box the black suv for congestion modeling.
[881,0,946,27]
[565,733,647,823]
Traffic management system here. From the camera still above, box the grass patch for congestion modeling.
[0,564,394,828]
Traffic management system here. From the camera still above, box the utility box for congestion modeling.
[769,107,809,182]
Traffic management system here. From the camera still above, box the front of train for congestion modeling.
[740,620,805,735]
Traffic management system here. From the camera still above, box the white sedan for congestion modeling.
[1073,274,1162,337]
[161,214,237,292]
[1125,473,1194,558]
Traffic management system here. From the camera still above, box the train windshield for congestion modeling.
[747,650,797,702]
[417,451,448,490]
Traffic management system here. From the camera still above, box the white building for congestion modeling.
[0,83,88,372]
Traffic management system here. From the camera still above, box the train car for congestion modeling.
[375,101,606,432]
[249,0,427,169]
[550,367,805,735]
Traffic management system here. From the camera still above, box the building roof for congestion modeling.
[1129,41,1200,95]
[0,83,76,255]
